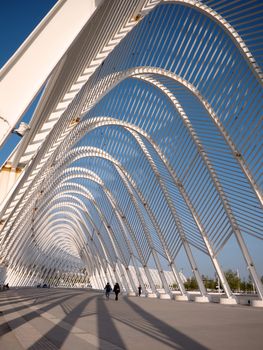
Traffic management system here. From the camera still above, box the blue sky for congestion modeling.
[0,0,57,166]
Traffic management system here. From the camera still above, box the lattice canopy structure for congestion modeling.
[0,0,262,303]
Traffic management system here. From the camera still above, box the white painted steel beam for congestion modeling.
[0,0,101,148]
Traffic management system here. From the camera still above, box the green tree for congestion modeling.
[204,278,217,290]
[224,269,241,291]
[184,277,198,290]
[240,279,254,293]
[201,275,217,290]
[171,283,178,290]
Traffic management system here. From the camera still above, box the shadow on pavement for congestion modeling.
[120,296,210,350]
[2,289,212,349]
[27,293,98,349]
[0,289,83,339]
[97,296,126,349]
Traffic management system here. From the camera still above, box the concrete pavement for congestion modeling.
[0,288,262,349]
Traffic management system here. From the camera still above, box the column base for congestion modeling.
[147,293,158,298]
[127,292,137,297]
[175,294,189,301]
[159,293,171,300]
[252,300,263,307]
[195,295,210,303]
[220,297,237,305]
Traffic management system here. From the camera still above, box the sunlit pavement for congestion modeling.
[0,288,262,350]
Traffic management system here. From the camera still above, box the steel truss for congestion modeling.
[0,1,262,304]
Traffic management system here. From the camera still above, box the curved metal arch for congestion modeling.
[48,146,225,296]
[1,48,260,245]
[38,189,135,291]
[29,72,260,297]
[35,225,88,275]
[47,136,184,268]
[78,66,262,206]
[6,205,84,261]
[34,184,108,256]
[36,182,96,215]
[129,128,207,296]
[49,151,156,256]
[0,4,262,242]
[38,152,171,292]
[39,220,85,258]
[10,206,83,262]
[35,185,128,265]
[7,226,80,284]
[42,222,86,254]
[9,207,85,266]
[34,212,86,249]
[37,218,96,273]
[50,191,131,264]
[35,192,120,268]
[34,192,93,232]
[0,174,96,253]
[1,3,262,296]
[135,71,262,206]
[36,180,98,223]
[35,191,98,250]
[134,75,263,298]
[38,225,83,259]
[3,109,260,298]
[50,116,234,245]
[44,169,159,294]
[164,0,262,83]
[36,199,90,249]
[63,72,263,299]
[52,133,238,298]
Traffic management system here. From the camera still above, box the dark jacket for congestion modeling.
[105,283,112,292]
[113,283,120,293]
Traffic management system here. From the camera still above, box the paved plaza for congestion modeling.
[0,288,262,349]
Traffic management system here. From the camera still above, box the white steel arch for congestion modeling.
[0,0,262,306]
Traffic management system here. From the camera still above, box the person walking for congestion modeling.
[138,284,142,296]
[104,282,112,300]
[113,282,120,301]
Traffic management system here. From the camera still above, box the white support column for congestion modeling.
[125,265,138,295]
[107,265,116,286]
[0,166,22,205]
[116,261,130,293]
[0,0,100,148]
[97,270,105,290]
[130,255,146,295]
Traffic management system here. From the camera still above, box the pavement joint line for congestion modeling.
[26,304,125,349]
[2,299,57,349]
[5,291,125,350]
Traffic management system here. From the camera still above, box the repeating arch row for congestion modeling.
[0,2,262,303]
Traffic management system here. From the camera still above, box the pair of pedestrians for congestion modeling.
[104,282,120,300]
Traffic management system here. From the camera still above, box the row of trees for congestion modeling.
[172,270,263,293]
